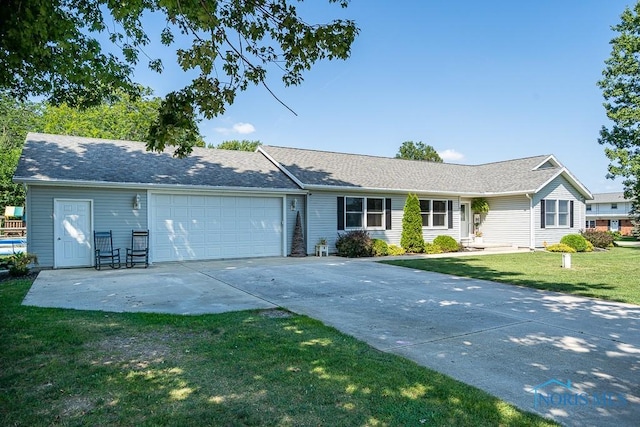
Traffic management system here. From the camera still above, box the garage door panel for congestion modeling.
[152,194,283,262]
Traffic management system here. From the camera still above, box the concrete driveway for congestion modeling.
[24,256,640,426]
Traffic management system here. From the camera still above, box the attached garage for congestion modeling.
[151,193,284,262]
[15,134,304,268]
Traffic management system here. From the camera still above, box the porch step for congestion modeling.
[462,242,520,252]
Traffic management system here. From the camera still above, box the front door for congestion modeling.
[460,203,471,238]
[54,199,92,268]
[610,219,619,232]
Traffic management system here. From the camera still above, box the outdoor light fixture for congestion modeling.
[133,194,141,210]
[290,199,297,211]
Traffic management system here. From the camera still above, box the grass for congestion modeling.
[382,246,640,305]
[0,277,557,426]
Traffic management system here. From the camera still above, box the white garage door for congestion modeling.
[151,194,283,262]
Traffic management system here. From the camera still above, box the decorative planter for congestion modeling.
[315,244,329,257]
[474,236,483,244]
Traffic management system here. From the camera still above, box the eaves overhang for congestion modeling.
[13,177,307,195]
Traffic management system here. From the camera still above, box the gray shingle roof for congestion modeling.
[14,133,301,190]
[261,145,567,195]
[588,192,628,203]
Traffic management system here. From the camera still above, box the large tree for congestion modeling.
[0,94,43,207]
[599,2,640,224]
[41,88,204,146]
[213,140,262,151]
[395,141,443,162]
[0,0,358,157]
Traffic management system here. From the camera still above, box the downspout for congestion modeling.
[526,193,535,250]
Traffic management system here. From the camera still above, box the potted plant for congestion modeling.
[474,230,483,244]
[471,198,490,214]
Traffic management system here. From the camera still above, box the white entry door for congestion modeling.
[460,203,471,238]
[610,219,619,232]
[54,199,92,268]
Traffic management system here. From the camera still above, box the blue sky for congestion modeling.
[133,1,636,194]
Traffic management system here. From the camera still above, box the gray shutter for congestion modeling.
[447,200,453,229]
[337,197,345,230]
[540,199,546,228]
[570,201,574,228]
[385,198,392,230]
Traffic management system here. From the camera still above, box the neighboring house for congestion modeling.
[13,133,592,268]
[585,192,635,235]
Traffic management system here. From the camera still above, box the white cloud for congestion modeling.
[439,149,464,162]
[233,122,256,134]
[214,122,256,135]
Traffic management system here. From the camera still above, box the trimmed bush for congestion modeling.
[424,242,443,254]
[387,245,406,256]
[401,194,424,253]
[335,230,373,258]
[585,240,594,252]
[371,239,389,257]
[560,234,589,252]
[433,235,459,253]
[545,243,576,253]
[581,229,615,248]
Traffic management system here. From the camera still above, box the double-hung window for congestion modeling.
[345,197,364,228]
[542,199,573,228]
[558,200,569,226]
[366,198,384,228]
[343,197,385,229]
[419,200,431,226]
[419,199,448,228]
[545,199,557,226]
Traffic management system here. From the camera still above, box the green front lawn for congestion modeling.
[383,247,640,305]
[0,277,555,426]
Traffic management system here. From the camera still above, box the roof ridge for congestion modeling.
[263,145,474,167]
[476,154,553,167]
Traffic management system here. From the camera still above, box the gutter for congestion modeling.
[12,177,307,195]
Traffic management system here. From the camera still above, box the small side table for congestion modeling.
[315,244,329,257]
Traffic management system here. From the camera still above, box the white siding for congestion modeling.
[27,186,148,267]
[308,191,460,253]
[480,195,530,247]
[533,175,586,247]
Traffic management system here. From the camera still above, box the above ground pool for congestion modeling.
[0,238,27,256]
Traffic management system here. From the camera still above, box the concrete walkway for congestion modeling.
[24,254,639,426]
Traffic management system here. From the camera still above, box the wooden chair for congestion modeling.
[126,230,149,268]
[94,231,121,270]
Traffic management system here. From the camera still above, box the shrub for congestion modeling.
[371,239,389,257]
[545,243,576,253]
[6,252,38,277]
[433,235,459,253]
[560,234,589,252]
[608,230,622,240]
[424,242,443,254]
[335,230,373,258]
[387,244,406,256]
[585,240,594,252]
[580,229,614,249]
[401,194,424,253]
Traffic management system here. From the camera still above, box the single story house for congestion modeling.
[14,133,593,268]
[586,192,635,235]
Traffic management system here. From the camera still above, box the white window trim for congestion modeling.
[344,196,386,230]
[419,198,449,229]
